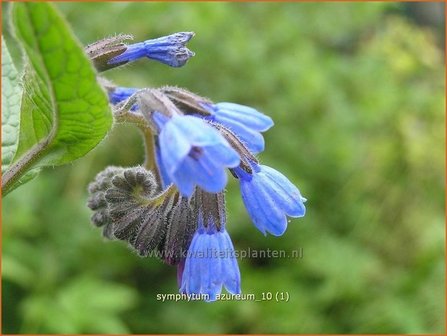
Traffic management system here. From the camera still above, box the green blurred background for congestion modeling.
[2,2,445,334]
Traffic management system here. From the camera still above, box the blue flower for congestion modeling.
[202,102,274,154]
[234,163,306,236]
[109,87,139,110]
[179,218,241,302]
[107,90,273,154]
[153,113,240,197]
[109,32,195,67]
[154,136,172,189]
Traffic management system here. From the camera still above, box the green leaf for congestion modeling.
[1,38,23,174]
[3,3,112,194]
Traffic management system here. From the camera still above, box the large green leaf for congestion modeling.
[1,38,22,174]
[3,3,112,194]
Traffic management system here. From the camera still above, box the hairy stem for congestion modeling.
[114,109,162,184]
[141,127,155,170]
[2,139,48,195]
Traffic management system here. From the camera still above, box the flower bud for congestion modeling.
[85,34,133,72]
[105,167,159,242]
[132,190,176,256]
[159,194,197,265]
[87,166,126,238]
[108,32,195,68]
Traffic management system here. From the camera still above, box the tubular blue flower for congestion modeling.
[234,163,306,236]
[109,32,195,67]
[107,90,273,154]
[109,87,139,110]
[202,102,274,154]
[154,136,172,188]
[153,113,240,197]
[179,217,241,302]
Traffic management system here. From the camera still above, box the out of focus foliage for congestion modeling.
[2,2,444,334]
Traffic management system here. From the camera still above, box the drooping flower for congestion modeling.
[108,32,195,67]
[233,162,306,236]
[202,102,274,154]
[107,87,273,154]
[179,192,241,301]
[154,136,172,189]
[152,113,240,197]
[179,225,241,301]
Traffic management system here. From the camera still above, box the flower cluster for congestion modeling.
[87,31,306,301]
